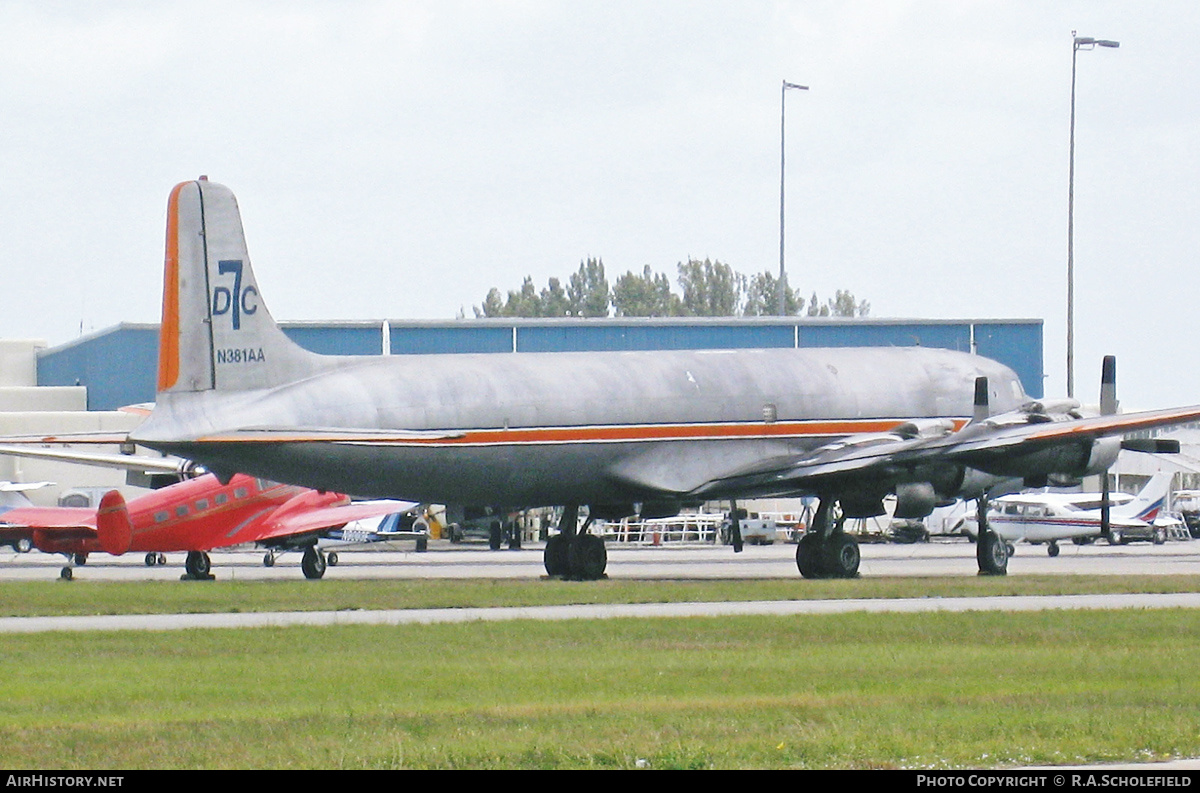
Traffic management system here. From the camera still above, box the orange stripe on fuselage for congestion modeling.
[197,418,970,446]
[157,182,188,392]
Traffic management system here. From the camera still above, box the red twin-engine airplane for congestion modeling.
[0,471,408,581]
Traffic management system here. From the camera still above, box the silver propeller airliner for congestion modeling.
[130,179,1200,580]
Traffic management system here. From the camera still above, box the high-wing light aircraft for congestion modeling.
[962,472,1177,555]
[129,178,1200,580]
[0,469,409,580]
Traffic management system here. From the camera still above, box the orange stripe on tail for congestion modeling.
[157,182,188,392]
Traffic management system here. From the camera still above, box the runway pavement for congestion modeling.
[3,535,1199,582]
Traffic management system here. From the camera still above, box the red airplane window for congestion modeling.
[175,505,188,517]
[215,493,228,504]
[154,511,169,523]
[234,487,248,499]
[195,499,209,511]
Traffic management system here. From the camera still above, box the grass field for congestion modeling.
[3,574,1200,618]
[2,576,1200,769]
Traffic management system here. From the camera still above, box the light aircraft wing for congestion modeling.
[231,499,418,545]
[0,505,97,533]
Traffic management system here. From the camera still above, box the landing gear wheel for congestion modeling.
[976,532,1008,576]
[60,566,73,581]
[263,552,275,567]
[301,547,327,580]
[488,522,503,551]
[1047,541,1060,558]
[508,528,522,550]
[415,535,428,552]
[327,551,339,566]
[543,534,570,576]
[74,553,88,566]
[185,551,212,579]
[1154,527,1167,545]
[157,553,166,566]
[821,532,860,578]
[567,533,607,580]
[15,537,31,553]
[796,533,825,579]
[144,552,158,567]
[1108,529,1124,545]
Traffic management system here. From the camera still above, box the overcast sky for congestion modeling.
[2,1,1197,409]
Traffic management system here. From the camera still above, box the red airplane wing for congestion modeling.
[0,505,97,531]
[238,500,416,545]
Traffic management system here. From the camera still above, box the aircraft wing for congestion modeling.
[0,505,97,537]
[234,500,418,545]
[690,403,1200,499]
[0,445,193,476]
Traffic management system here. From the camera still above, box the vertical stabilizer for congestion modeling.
[157,179,322,395]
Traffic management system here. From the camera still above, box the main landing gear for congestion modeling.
[543,504,607,581]
[974,497,1008,576]
[794,498,860,579]
[183,551,215,581]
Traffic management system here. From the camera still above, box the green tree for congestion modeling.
[539,277,571,318]
[744,271,804,316]
[676,258,743,317]
[568,258,611,317]
[827,289,870,317]
[612,265,679,317]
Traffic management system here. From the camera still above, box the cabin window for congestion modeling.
[215,493,228,505]
[234,487,248,499]
[194,499,209,511]
[154,511,169,523]
[175,505,188,517]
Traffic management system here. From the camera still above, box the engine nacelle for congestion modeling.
[1080,436,1121,477]
[893,482,937,519]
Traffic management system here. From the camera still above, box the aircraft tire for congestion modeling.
[795,533,826,579]
[1109,529,1124,545]
[976,532,1008,576]
[263,552,275,567]
[157,553,166,566]
[416,535,428,552]
[60,566,73,581]
[185,551,211,579]
[1047,542,1060,558]
[543,535,569,576]
[1154,528,1167,545]
[15,537,31,553]
[327,551,339,566]
[488,522,503,551]
[145,552,157,567]
[567,533,607,580]
[822,532,860,578]
[74,553,88,566]
[301,547,327,580]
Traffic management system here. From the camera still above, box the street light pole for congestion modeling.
[1067,31,1119,398]
[779,80,809,316]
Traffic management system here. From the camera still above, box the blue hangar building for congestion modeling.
[37,317,1044,412]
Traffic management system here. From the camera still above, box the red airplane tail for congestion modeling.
[97,490,133,555]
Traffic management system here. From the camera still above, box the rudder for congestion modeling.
[157,178,322,395]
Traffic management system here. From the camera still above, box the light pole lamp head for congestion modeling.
[1074,33,1120,50]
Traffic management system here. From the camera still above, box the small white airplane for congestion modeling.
[962,472,1178,556]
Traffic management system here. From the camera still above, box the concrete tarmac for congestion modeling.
[4,535,1199,583]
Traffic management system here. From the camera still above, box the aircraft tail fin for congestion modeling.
[1121,472,1173,522]
[157,179,324,395]
[96,490,133,555]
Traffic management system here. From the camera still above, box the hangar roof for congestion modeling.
[38,317,1043,411]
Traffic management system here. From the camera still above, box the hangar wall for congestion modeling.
[38,318,1044,411]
